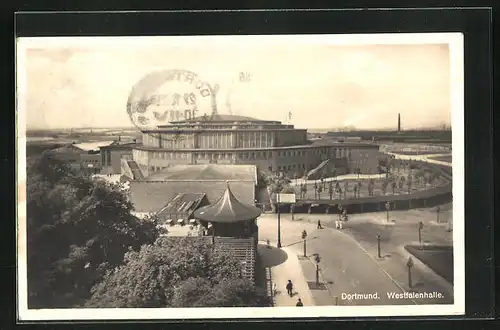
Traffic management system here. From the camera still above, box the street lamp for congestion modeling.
[407,256,414,288]
[277,193,282,248]
[314,254,321,285]
[418,221,423,244]
[302,230,308,257]
[376,234,381,258]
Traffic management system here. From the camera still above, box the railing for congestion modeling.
[127,160,144,180]
[213,237,256,283]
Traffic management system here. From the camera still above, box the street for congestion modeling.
[256,205,454,306]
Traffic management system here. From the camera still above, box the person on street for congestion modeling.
[286,280,293,297]
[317,219,323,229]
[296,298,303,306]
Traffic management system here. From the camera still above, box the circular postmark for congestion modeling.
[126,69,219,131]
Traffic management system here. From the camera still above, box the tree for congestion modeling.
[381,180,389,195]
[399,176,405,189]
[328,182,334,200]
[300,184,307,199]
[86,237,268,308]
[266,173,291,194]
[407,176,413,194]
[368,179,375,197]
[27,154,158,308]
[317,185,323,200]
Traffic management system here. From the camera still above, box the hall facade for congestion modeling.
[127,114,381,177]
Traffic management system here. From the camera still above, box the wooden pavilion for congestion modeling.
[194,182,261,241]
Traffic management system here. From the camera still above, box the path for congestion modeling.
[258,243,314,307]
[386,152,452,167]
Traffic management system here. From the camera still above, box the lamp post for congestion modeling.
[377,234,381,258]
[436,205,441,223]
[314,254,321,285]
[302,230,307,257]
[407,257,414,288]
[277,193,282,248]
[418,221,423,244]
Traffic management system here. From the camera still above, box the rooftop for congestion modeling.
[194,184,261,223]
[157,193,206,217]
[168,114,272,124]
[129,180,255,213]
[73,140,116,151]
[145,164,257,183]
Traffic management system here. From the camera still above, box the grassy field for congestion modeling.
[405,244,453,284]
[294,169,449,201]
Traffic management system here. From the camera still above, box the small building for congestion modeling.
[194,183,261,240]
[99,141,138,175]
[194,183,261,282]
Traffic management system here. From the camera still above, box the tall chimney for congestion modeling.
[397,113,401,132]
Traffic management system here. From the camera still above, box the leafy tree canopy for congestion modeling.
[27,154,158,308]
[86,237,268,308]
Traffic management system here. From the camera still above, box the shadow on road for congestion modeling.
[284,236,319,248]
[257,244,288,267]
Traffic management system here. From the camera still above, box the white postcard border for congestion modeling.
[16,32,465,320]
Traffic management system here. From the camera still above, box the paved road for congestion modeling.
[257,206,454,306]
[287,227,415,306]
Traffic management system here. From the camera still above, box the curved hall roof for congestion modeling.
[193,182,261,223]
[166,114,280,125]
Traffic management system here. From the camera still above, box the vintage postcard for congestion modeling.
[16,33,464,320]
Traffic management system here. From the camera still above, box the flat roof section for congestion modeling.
[145,164,257,183]
[129,180,255,213]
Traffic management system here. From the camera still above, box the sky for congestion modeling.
[18,35,457,130]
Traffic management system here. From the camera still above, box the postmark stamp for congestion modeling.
[126,69,219,131]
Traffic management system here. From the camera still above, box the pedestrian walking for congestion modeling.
[296,298,303,306]
[286,280,293,297]
[317,219,323,229]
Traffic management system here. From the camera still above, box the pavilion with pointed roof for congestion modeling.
[194,182,261,239]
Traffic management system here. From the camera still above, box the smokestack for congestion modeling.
[397,113,401,132]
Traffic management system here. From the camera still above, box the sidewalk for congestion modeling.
[263,245,315,307]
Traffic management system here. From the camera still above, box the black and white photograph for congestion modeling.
[16,33,464,320]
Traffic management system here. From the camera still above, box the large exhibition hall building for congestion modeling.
[115,114,382,178]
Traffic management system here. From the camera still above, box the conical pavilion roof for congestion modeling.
[194,182,261,223]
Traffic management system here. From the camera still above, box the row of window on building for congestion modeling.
[276,164,307,172]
